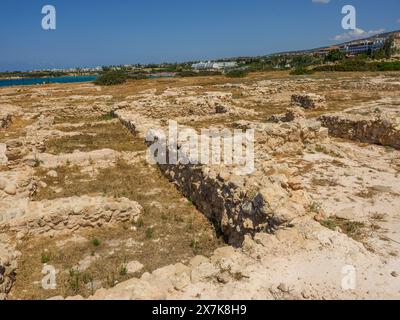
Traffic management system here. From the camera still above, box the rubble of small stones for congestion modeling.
[291,93,326,109]
[267,107,305,123]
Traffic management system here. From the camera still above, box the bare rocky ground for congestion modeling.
[1,71,400,300]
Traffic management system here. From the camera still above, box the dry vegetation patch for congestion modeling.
[45,121,146,154]
[25,157,223,299]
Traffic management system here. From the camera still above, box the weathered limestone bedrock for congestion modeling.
[114,109,317,246]
[33,149,120,168]
[0,143,7,165]
[0,166,37,200]
[0,196,143,238]
[319,106,400,150]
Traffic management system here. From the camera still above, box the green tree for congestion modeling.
[382,36,395,58]
[325,49,346,62]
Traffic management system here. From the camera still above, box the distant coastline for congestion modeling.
[0,75,98,87]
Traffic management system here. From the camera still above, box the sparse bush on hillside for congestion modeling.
[177,70,222,77]
[373,61,400,71]
[94,71,127,86]
[290,66,314,75]
[313,60,400,72]
[129,73,148,80]
[225,70,248,78]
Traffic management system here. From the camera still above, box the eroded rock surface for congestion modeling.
[0,196,142,238]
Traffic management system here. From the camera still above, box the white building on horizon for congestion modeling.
[192,61,238,70]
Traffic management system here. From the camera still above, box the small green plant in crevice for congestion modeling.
[119,264,128,276]
[68,269,81,294]
[145,227,154,239]
[134,218,145,228]
[186,221,193,232]
[106,272,117,288]
[190,239,200,253]
[309,202,322,214]
[91,238,101,247]
[341,220,366,241]
[82,272,93,285]
[82,272,95,295]
[98,112,114,121]
[320,218,338,231]
[320,216,367,242]
[41,252,50,264]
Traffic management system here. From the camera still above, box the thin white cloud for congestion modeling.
[397,18,400,23]
[312,0,331,4]
[332,28,385,42]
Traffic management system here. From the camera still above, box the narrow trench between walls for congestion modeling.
[113,112,279,248]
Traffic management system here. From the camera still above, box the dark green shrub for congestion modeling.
[290,66,314,75]
[225,70,248,78]
[177,70,222,77]
[91,238,101,247]
[325,49,346,63]
[314,60,400,72]
[94,71,127,86]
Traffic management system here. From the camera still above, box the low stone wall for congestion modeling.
[160,163,277,246]
[0,196,143,238]
[320,109,400,150]
[114,109,314,246]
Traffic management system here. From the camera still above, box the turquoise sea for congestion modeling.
[0,75,97,87]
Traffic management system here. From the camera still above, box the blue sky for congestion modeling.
[0,0,399,71]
